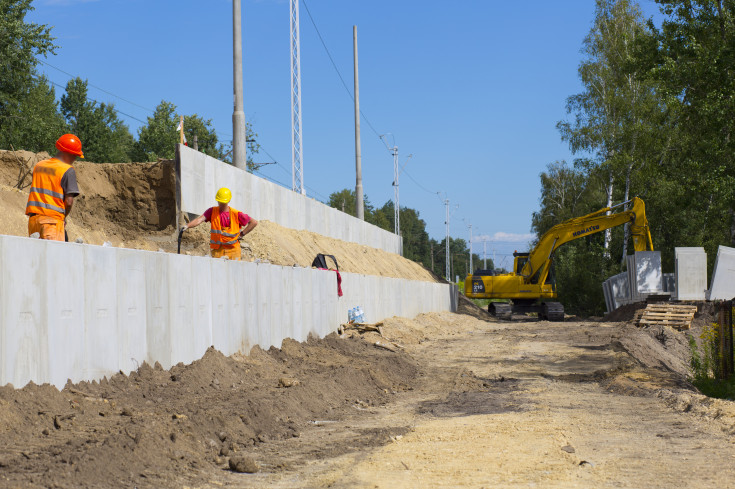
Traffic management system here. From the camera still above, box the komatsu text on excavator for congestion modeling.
[464,197,653,321]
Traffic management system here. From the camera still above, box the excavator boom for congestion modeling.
[465,197,653,321]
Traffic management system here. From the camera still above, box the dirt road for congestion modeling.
[215,310,735,489]
[2,306,734,488]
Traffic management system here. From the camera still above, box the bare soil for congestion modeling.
[0,150,436,282]
[1,303,734,488]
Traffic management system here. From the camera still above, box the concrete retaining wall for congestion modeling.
[0,235,453,389]
[176,145,402,255]
[674,247,706,300]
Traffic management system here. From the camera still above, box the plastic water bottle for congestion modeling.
[348,308,355,323]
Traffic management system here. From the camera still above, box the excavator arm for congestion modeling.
[520,197,653,286]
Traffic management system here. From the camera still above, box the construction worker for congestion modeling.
[181,187,258,260]
[26,134,83,241]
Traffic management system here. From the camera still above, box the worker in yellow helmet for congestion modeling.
[181,187,258,260]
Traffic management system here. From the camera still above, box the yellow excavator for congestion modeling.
[465,197,653,321]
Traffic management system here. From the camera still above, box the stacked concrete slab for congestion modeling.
[673,247,707,300]
[0,235,455,389]
[603,251,665,313]
[707,245,735,300]
[176,145,402,255]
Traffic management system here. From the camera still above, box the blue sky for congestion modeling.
[29,0,661,269]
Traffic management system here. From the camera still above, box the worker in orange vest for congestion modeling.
[26,134,83,241]
[181,187,258,260]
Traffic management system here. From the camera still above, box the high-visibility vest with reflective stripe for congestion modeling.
[25,158,71,220]
[210,206,242,249]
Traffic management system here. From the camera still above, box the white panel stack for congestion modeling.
[177,145,402,255]
[707,245,735,300]
[674,247,707,300]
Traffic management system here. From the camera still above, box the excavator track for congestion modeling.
[542,302,565,322]
[489,302,513,320]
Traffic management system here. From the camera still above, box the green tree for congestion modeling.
[634,0,735,250]
[557,0,662,261]
[0,0,63,152]
[60,77,133,162]
[132,100,258,164]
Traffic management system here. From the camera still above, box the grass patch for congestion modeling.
[688,324,735,401]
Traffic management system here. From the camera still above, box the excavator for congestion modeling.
[465,197,653,321]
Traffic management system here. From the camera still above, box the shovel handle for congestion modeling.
[177,228,184,254]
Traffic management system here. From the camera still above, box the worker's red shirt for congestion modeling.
[203,207,251,228]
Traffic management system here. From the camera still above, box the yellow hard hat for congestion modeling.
[215,187,232,203]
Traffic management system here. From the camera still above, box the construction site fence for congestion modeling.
[175,145,403,255]
[0,234,456,390]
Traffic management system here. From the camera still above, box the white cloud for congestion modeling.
[473,232,535,243]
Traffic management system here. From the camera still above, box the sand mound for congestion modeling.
[0,150,437,282]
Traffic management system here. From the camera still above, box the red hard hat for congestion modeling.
[55,134,84,158]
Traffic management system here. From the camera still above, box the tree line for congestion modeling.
[0,0,258,165]
[326,189,490,279]
[535,0,735,316]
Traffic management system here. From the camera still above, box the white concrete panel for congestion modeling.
[191,256,213,359]
[145,252,171,369]
[708,246,735,300]
[256,263,272,349]
[274,186,289,229]
[241,260,258,353]
[247,172,261,221]
[227,259,248,355]
[117,249,147,374]
[269,266,284,349]
[215,162,244,212]
[44,241,84,388]
[294,267,310,342]
[281,266,294,342]
[167,253,196,366]
[0,236,49,387]
[674,247,707,300]
[210,258,231,354]
[634,251,663,294]
[82,245,118,383]
[261,183,276,222]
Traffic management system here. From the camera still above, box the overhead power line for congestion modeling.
[39,60,156,113]
[300,0,382,139]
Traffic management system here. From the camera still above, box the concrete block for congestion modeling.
[116,249,147,374]
[281,266,294,342]
[227,259,248,355]
[83,245,118,383]
[634,251,663,294]
[269,265,284,349]
[191,256,213,359]
[256,263,272,349]
[1,236,49,388]
[210,257,231,354]
[145,252,171,369]
[708,246,735,300]
[674,247,706,300]
[241,260,258,354]
[167,253,196,366]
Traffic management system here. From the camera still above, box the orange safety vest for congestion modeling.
[210,206,242,250]
[25,158,71,220]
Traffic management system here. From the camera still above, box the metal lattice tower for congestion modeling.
[290,0,305,194]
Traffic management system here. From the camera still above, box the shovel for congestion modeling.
[177,227,185,254]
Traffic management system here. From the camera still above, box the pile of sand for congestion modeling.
[0,150,437,282]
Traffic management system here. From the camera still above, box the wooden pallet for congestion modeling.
[635,304,696,330]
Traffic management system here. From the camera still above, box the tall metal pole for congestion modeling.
[392,147,399,235]
[353,25,364,220]
[232,0,247,170]
[290,0,305,194]
[468,224,473,273]
[483,239,487,269]
[445,198,450,281]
